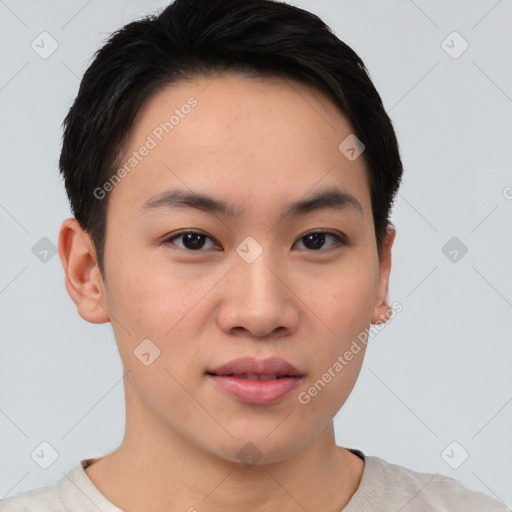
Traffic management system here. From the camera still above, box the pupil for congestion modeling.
[304,232,325,250]
[180,233,327,251]
[184,233,205,250]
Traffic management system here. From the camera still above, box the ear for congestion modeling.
[370,225,396,325]
[58,218,110,324]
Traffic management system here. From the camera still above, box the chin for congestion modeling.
[207,431,309,468]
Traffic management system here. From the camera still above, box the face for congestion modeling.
[80,73,394,464]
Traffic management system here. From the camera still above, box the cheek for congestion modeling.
[299,259,378,385]
[305,261,379,336]
[104,242,208,333]
[295,344,365,440]
[103,248,215,376]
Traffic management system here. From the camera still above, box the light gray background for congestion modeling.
[1,0,511,506]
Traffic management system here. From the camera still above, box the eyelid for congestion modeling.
[162,228,347,252]
[299,229,346,241]
[163,229,221,250]
[294,230,347,251]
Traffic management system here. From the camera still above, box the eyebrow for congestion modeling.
[141,186,363,218]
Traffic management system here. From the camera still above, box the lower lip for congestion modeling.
[208,375,304,405]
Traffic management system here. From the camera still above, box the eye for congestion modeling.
[163,230,220,251]
[294,231,346,252]
[163,229,346,253]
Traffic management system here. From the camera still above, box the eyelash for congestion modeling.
[162,230,347,253]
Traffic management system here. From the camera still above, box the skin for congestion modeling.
[58,73,396,512]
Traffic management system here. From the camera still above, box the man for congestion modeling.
[2,0,509,510]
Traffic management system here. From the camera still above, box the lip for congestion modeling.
[207,356,304,377]
[206,356,305,405]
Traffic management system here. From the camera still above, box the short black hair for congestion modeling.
[59,0,403,279]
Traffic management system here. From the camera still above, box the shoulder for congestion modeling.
[0,483,64,512]
[368,455,511,511]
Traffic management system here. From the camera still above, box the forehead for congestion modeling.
[109,72,371,220]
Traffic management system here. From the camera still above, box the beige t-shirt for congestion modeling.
[1,449,510,511]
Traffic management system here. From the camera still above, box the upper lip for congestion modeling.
[207,356,304,377]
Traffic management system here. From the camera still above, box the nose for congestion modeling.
[217,248,299,339]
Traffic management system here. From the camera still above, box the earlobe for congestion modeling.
[371,303,392,325]
[370,225,396,325]
[58,218,110,324]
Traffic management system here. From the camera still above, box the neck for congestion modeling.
[85,383,364,512]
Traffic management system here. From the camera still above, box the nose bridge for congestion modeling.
[232,241,284,304]
[217,238,295,336]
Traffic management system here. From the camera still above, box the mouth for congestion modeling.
[206,372,301,380]
[206,356,305,405]
[207,355,304,378]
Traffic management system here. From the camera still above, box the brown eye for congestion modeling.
[295,231,346,251]
[164,231,220,251]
